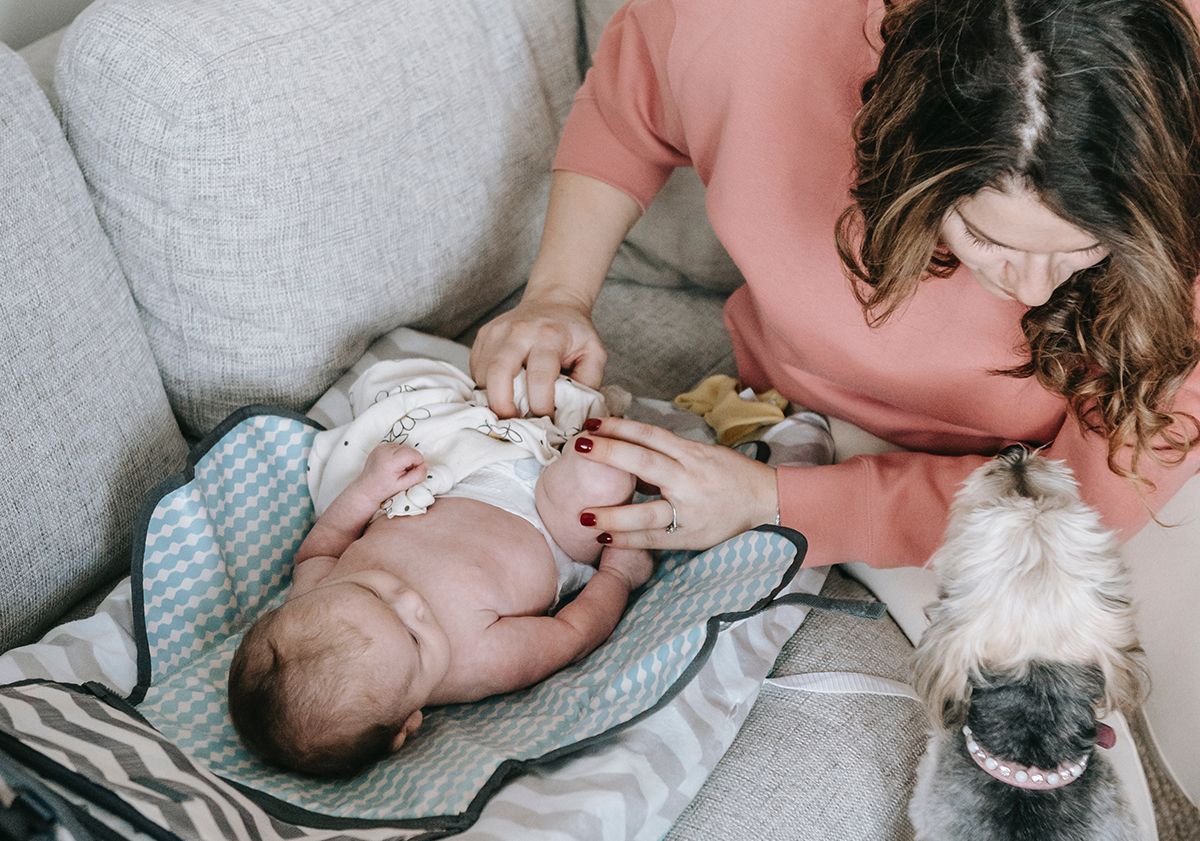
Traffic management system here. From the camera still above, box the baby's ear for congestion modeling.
[390,710,424,752]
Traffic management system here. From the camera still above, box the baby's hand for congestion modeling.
[361,442,426,500]
[599,547,655,591]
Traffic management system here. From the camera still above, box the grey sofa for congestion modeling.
[2,0,1194,838]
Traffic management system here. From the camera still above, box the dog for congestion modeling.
[909,445,1148,841]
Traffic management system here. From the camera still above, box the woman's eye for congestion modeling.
[965,228,1000,251]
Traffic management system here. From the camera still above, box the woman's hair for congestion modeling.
[836,0,1200,483]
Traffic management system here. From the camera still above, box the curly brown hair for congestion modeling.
[836,0,1200,484]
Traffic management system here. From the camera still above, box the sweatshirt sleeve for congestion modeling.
[780,376,1200,569]
[776,451,987,569]
[552,0,692,212]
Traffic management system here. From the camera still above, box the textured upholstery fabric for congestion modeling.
[56,0,580,438]
[0,45,187,653]
[14,29,65,112]
[578,0,744,293]
[668,569,925,840]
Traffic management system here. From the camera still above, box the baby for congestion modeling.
[227,359,651,778]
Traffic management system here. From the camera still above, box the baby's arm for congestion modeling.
[466,547,653,699]
[535,432,636,564]
[295,442,426,564]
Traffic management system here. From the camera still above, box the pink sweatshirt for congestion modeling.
[552,0,1200,568]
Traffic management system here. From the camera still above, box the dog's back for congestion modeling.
[910,450,1146,840]
[912,662,1136,840]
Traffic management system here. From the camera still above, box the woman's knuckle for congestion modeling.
[634,447,656,473]
[627,532,651,549]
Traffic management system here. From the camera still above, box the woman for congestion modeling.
[470,0,1200,568]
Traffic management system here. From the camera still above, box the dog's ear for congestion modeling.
[1091,586,1150,714]
[1078,664,1106,704]
[939,695,969,729]
[1100,643,1150,715]
[912,620,973,729]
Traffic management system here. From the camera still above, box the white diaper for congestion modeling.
[442,457,595,605]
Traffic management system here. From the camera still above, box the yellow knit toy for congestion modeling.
[673,375,789,446]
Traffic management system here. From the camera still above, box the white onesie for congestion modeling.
[306,358,607,600]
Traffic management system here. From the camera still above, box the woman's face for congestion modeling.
[939,184,1110,307]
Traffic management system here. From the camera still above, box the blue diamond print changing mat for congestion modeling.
[128,405,813,830]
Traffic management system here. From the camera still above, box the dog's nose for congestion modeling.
[997,444,1029,463]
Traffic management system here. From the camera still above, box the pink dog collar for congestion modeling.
[962,725,1106,791]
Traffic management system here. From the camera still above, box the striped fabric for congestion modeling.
[0,328,838,839]
[0,559,828,841]
[0,569,833,840]
[0,682,422,841]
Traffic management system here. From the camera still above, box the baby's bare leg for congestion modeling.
[535,434,636,565]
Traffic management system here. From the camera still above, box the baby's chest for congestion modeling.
[442,541,557,618]
[397,514,558,616]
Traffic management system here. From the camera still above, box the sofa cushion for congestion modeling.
[14,28,65,112]
[56,0,581,438]
[0,44,187,653]
[667,569,925,840]
[579,0,744,293]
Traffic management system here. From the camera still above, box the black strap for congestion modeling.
[769,591,889,620]
[0,750,97,841]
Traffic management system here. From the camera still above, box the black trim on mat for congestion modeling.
[176,524,822,835]
[0,729,184,841]
[121,406,882,834]
[0,678,98,692]
[750,440,772,463]
[67,801,138,841]
[191,523,817,834]
[192,530,840,835]
[127,405,325,705]
[769,591,889,620]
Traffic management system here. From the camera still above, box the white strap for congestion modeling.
[764,671,922,702]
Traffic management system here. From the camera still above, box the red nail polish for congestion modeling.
[574,437,593,453]
[580,512,597,527]
[583,418,602,431]
[597,532,613,545]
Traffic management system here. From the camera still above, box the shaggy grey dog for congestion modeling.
[909,446,1148,841]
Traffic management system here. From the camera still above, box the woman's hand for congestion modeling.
[573,418,780,551]
[469,294,607,419]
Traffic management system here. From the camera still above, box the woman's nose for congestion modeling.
[1008,255,1059,306]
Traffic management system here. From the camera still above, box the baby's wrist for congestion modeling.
[350,474,393,509]
[597,559,637,592]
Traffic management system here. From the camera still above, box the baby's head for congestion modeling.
[227,571,450,777]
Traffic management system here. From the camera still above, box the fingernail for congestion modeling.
[596,532,613,545]
[574,437,593,453]
[583,418,602,431]
[580,512,597,527]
